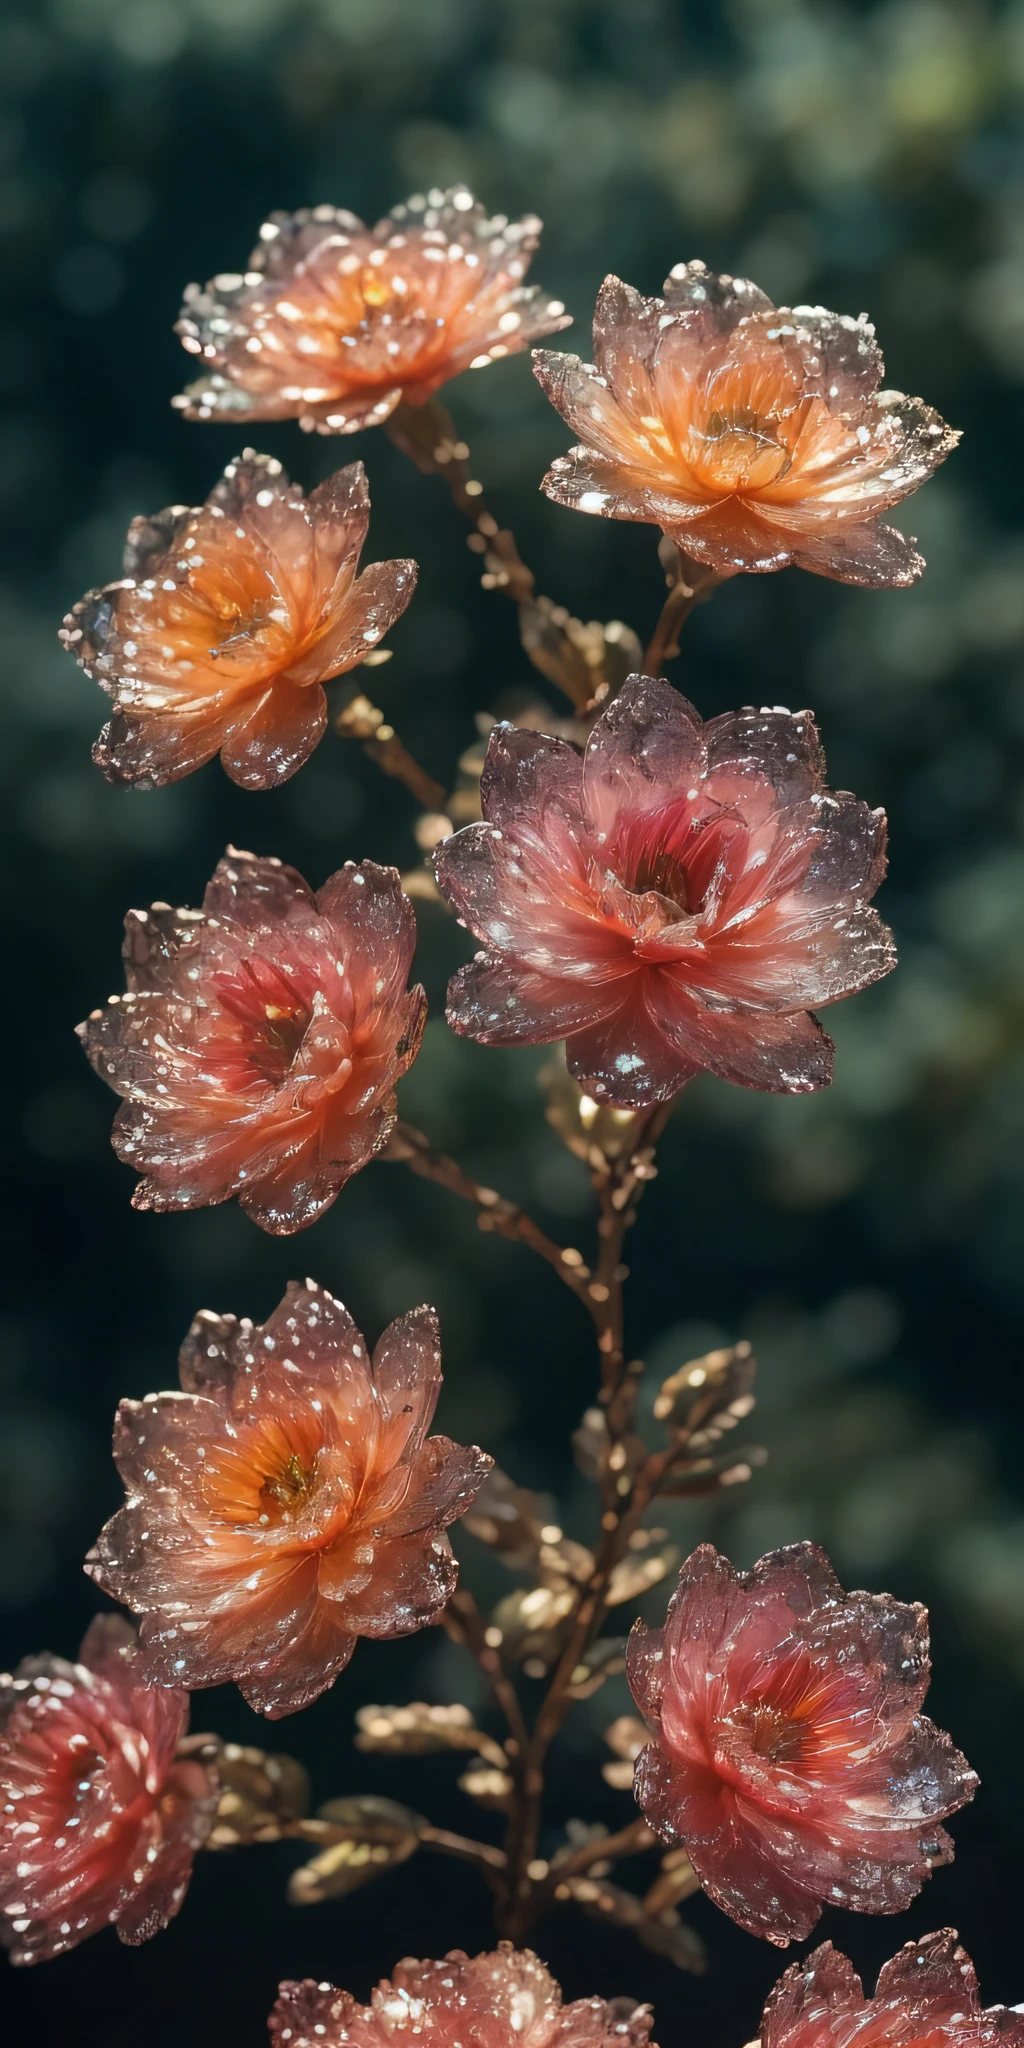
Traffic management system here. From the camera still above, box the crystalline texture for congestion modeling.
[533,262,958,586]
[761,1931,1024,2048]
[85,1282,490,1720]
[626,1543,978,1946]
[173,188,571,433]
[77,850,426,1232]
[59,452,416,789]
[270,1944,657,2048]
[0,1615,217,1965]
[433,675,895,1108]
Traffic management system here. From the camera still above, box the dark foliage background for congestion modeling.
[2,1,1023,2042]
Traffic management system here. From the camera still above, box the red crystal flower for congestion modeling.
[760,1932,1024,2048]
[534,264,958,585]
[0,1615,216,1965]
[174,188,570,434]
[78,850,425,1233]
[270,1944,655,2048]
[433,675,894,1107]
[59,452,415,789]
[627,1542,977,1946]
[86,1281,491,1719]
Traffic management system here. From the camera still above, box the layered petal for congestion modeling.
[435,678,894,1106]
[627,1542,976,1945]
[86,1284,489,1717]
[0,1620,216,1966]
[80,853,425,1234]
[535,263,956,587]
[60,452,415,789]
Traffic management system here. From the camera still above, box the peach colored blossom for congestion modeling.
[78,850,425,1233]
[269,1944,655,2048]
[59,452,415,789]
[0,1615,216,1965]
[627,1542,977,1947]
[760,1933,1024,2048]
[433,674,894,1108]
[86,1282,490,1719]
[534,264,958,586]
[174,188,570,434]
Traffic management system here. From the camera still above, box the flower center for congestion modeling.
[210,961,316,1085]
[697,408,792,490]
[728,1700,806,1768]
[259,1452,317,1522]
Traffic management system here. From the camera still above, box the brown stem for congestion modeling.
[387,398,536,606]
[387,1121,594,1310]
[497,1106,671,1937]
[644,548,724,674]
[536,1817,655,1904]
[334,693,446,811]
[418,1825,507,1894]
[442,1589,531,1765]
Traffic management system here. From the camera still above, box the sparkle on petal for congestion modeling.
[533,262,958,587]
[77,851,426,1233]
[761,1930,1024,2048]
[269,1944,657,2048]
[0,1616,216,1966]
[59,453,416,789]
[86,1283,491,1719]
[627,1542,978,1946]
[433,675,896,1108]
[173,190,571,434]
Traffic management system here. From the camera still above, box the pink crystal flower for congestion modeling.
[269,1944,655,2048]
[433,674,894,1107]
[627,1542,978,1947]
[760,1932,1024,2048]
[85,1282,490,1719]
[534,264,958,585]
[59,452,415,789]
[174,188,571,434]
[0,1615,216,1966]
[78,850,425,1233]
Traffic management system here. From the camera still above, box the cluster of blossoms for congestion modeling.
[266,1938,1024,2048]
[5,180,995,2038]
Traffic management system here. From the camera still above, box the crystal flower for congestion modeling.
[627,1542,978,1946]
[78,850,425,1232]
[0,1615,216,1966]
[269,1944,655,2048]
[760,1932,1024,2048]
[174,188,571,434]
[534,264,958,585]
[59,452,415,790]
[86,1282,491,1719]
[433,674,895,1107]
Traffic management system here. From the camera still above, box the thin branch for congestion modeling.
[418,1826,508,1892]
[442,1588,531,1764]
[644,548,724,675]
[335,694,447,811]
[387,398,535,607]
[541,1817,655,1894]
[387,1121,594,1309]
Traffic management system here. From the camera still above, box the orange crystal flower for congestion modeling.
[269,1945,656,2048]
[174,188,570,434]
[78,850,425,1233]
[59,452,415,789]
[86,1283,491,1719]
[0,1615,216,1965]
[534,264,958,585]
[761,1933,1024,2048]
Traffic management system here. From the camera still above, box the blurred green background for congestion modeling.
[2,0,1023,2041]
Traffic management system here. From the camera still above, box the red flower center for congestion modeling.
[210,960,317,1085]
[613,803,747,919]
